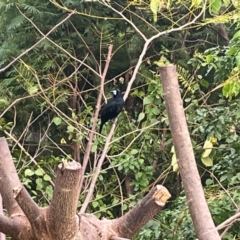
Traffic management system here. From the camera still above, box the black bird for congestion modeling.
[99,89,124,133]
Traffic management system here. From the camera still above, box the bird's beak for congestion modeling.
[111,90,117,95]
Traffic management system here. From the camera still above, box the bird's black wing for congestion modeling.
[100,98,117,116]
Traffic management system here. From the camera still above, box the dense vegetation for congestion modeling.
[1,0,240,239]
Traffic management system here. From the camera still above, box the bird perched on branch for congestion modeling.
[99,89,124,133]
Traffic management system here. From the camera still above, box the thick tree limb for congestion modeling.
[158,65,221,240]
[0,137,23,216]
[0,214,32,239]
[47,160,82,239]
[0,194,6,240]
[111,185,171,238]
[13,185,42,230]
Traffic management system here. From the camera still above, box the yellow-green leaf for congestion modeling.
[209,0,222,14]
[28,86,38,95]
[202,139,213,158]
[201,156,213,167]
[171,145,178,172]
[137,112,145,122]
[150,0,160,22]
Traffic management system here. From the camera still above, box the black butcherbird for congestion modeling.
[99,89,124,133]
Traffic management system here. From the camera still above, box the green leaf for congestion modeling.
[121,204,128,211]
[98,174,103,181]
[143,96,152,105]
[53,117,62,126]
[235,51,240,68]
[209,0,222,14]
[220,175,227,182]
[24,169,34,176]
[43,174,51,181]
[138,159,144,164]
[137,112,145,122]
[28,86,38,95]
[131,149,138,155]
[36,178,43,190]
[35,168,44,176]
[67,125,75,133]
[206,178,213,185]
[232,30,240,40]
[200,79,209,88]
[152,107,160,115]
[46,185,53,198]
[92,201,99,208]
[91,144,97,153]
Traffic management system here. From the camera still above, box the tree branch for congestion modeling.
[159,65,220,240]
[0,138,23,216]
[47,160,82,239]
[80,45,114,213]
[0,215,31,239]
[217,211,240,231]
[0,10,76,73]
[111,185,171,238]
[13,185,42,230]
[16,8,99,78]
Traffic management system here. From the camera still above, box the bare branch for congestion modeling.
[101,1,147,41]
[111,185,171,238]
[13,185,41,228]
[80,44,113,179]
[217,211,240,231]
[0,10,76,73]
[17,7,99,77]
[80,119,116,213]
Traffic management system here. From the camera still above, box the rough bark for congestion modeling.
[111,185,171,238]
[158,65,221,240]
[47,161,81,240]
[0,195,6,240]
[0,137,171,240]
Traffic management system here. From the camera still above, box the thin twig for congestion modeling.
[80,45,113,213]
[4,131,54,187]
[17,7,99,77]
[0,10,76,73]
[217,211,240,231]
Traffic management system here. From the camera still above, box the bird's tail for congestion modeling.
[99,122,103,134]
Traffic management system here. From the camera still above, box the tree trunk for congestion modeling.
[158,65,221,240]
